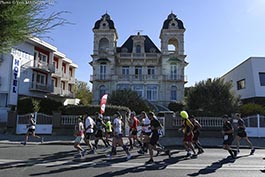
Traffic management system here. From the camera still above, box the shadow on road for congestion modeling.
[187,156,236,176]
[93,153,191,177]
[0,149,77,170]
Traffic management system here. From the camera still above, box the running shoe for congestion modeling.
[250,148,255,155]
[106,154,112,159]
[145,159,154,164]
[81,150,87,157]
[165,149,171,158]
[74,154,82,158]
[192,154,198,158]
[155,150,160,157]
[186,152,192,157]
[233,150,237,159]
[137,149,144,155]
[198,149,204,155]
[127,154,132,160]
[89,149,96,154]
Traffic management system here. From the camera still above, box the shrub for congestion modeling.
[17,97,34,114]
[61,104,130,116]
[168,102,184,112]
[17,97,63,114]
[39,98,63,114]
[239,103,265,116]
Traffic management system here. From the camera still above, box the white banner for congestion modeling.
[8,55,21,105]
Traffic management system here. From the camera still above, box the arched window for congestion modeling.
[171,86,177,101]
[99,38,109,51]
[168,38,178,54]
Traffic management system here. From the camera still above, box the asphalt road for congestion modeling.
[0,143,265,177]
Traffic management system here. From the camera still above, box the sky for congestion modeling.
[43,0,265,88]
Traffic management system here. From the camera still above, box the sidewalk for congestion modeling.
[0,133,264,149]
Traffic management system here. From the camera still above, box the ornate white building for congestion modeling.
[90,12,188,110]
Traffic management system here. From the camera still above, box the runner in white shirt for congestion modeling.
[138,111,151,154]
[21,113,43,145]
[84,112,96,154]
[107,112,131,160]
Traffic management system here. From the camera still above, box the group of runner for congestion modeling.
[73,110,172,164]
[22,110,256,162]
[222,113,255,158]
[180,112,255,159]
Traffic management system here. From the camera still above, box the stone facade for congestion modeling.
[90,13,188,110]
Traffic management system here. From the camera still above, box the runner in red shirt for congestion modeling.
[128,111,142,150]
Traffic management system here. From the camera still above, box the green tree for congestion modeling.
[186,78,240,116]
[168,102,184,112]
[0,0,68,53]
[108,89,150,114]
[31,98,40,112]
[239,103,265,116]
[74,81,92,105]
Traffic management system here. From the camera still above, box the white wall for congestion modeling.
[251,57,265,97]
[222,57,265,99]
[0,53,12,93]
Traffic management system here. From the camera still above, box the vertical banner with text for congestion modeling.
[8,55,21,105]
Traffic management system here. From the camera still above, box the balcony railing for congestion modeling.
[61,73,70,80]
[30,82,53,92]
[53,68,62,77]
[118,75,159,81]
[53,87,61,95]
[52,87,74,97]
[90,75,112,82]
[162,75,186,82]
[118,53,160,58]
[62,90,74,97]
[68,77,76,83]
[90,74,186,82]
[33,60,55,72]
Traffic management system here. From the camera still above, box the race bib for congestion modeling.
[224,135,228,140]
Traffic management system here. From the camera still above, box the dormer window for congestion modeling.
[121,47,128,53]
[149,48,156,53]
[169,20,178,29]
[136,45,141,53]
[100,21,109,29]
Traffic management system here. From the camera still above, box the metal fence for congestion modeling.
[243,114,265,137]
[61,115,79,125]
[17,113,265,137]
[16,112,53,134]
